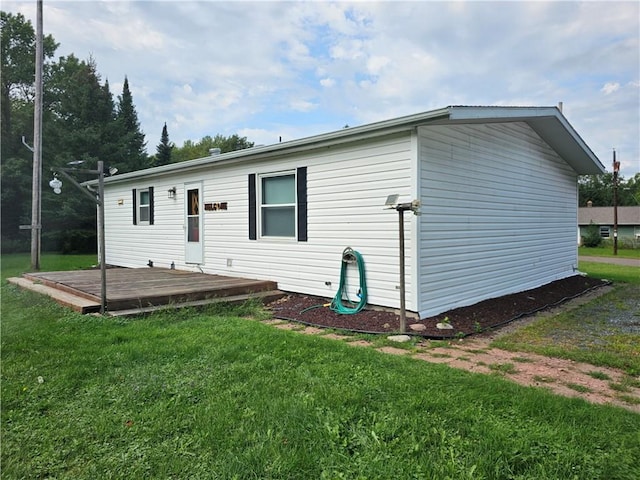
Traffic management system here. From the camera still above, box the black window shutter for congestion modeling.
[248,174,256,240]
[297,167,308,242]
[149,187,154,225]
[132,189,137,225]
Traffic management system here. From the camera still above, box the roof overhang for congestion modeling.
[444,106,605,175]
[99,105,604,186]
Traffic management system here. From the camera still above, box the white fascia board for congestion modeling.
[448,105,558,121]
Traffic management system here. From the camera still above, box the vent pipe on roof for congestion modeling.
[209,148,221,156]
[557,101,563,113]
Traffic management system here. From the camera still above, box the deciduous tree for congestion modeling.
[1,11,57,252]
[171,133,254,163]
[579,172,640,207]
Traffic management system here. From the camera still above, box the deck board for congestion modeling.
[19,268,281,313]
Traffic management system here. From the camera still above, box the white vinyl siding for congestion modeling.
[103,118,587,319]
[107,183,180,265]
[417,122,578,318]
[104,132,415,312]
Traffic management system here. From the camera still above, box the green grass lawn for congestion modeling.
[579,260,640,284]
[1,252,98,279]
[2,254,640,479]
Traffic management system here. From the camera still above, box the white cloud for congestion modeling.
[289,99,317,112]
[366,55,389,76]
[601,82,621,95]
[320,77,335,88]
[3,0,638,178]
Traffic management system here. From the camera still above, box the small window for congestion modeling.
[600,226,610,238]
[139,189,150,223]
[132,187,154,225]
[260,173,295,237]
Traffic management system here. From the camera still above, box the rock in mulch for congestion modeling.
[409,323,426,332]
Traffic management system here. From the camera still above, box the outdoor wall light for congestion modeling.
[168,187,177,199]
[384,194,399,209]
[49,175,62,194]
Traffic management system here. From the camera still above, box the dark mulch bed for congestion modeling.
[268,275,609,338]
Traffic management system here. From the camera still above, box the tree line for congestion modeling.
[1,12,252,253]
[578,173,640,208]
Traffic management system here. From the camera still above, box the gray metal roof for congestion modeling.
[102,105,605,185]
[578,206,640,226]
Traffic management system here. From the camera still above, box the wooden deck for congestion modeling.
[9,268,283,315]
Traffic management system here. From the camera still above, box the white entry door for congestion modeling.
[185,182,203,264]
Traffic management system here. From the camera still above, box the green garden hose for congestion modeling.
[330,247,367,314]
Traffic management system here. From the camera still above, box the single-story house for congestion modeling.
[579,205,640,244]
[99,106,605,318]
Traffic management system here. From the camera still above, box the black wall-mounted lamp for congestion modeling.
[168,187,177,199]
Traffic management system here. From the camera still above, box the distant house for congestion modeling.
[99,106,605,318]
[578,205,640,245]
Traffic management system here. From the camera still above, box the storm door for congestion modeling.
[185,182,203,264]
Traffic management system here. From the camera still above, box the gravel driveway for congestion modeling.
[579,255,640,267]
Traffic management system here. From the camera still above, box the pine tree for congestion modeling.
[41,54,117,252]
[154,122,172,166]
[114,76,148,172]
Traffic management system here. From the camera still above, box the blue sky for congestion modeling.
[5,0,639,178]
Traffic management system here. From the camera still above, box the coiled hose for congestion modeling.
[330,247,367,314]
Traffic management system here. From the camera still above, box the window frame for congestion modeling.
[138,188,151,225]
[599,226,610,238]
[132,186,154,226]
[258,171,297,239]
[248,167,307,242]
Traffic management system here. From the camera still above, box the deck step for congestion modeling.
[7,277,101,313]
[106,290,285,317]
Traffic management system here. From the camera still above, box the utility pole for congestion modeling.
[30,0,44,270]
[613,149,620,256]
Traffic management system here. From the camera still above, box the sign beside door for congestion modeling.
[185,182,203,264]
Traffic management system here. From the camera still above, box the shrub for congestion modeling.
[42,229,97,254]
[0,234,30,254]
[582,222,602,247]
